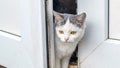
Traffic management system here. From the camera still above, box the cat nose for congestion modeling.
[65,37,69,42]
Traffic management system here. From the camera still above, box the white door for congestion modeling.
[0,32,34,68]
[0,0,47,68]
[78,0,120,68]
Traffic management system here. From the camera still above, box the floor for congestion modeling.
[69,65,78,68]
[0,65,6,68]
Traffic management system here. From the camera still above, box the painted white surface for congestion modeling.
[46,0,55,68]
[0,31,21,41]
[0,34,34,68]
[20,0,47,68]
[77,0,120,68]
[0,0,21,35]
[81,39,120,68]
[77,0,108,63]
[0,0,47,68]
[109,0,120,39]
[0,0,35,67]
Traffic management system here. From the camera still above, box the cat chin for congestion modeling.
[59,38,75,43]
[60,40,74,43]
[62,42,73,43]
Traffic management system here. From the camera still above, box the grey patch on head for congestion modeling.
[62,14,82,28]
[55,12,86,28]
[55,14,81,28]
[69,15,82,28]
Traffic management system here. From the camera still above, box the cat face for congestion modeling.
[53,11,86,43]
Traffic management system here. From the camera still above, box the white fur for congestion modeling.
[55,18,85,68]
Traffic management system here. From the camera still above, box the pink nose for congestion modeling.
[65,37,69,42]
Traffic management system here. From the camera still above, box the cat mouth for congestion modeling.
[65,41,69,43]
[63,40,73,43]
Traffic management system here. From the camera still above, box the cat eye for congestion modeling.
[70,31,77,35]
[59,30,64,34]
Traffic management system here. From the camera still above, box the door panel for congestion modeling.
[81,40,120,68]
[77,0,108,63]
[0,0,22,35]
[109,0,120,39]
[0,0,47,68]
[0,34,34,68]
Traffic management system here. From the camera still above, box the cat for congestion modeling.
[53,11,86,68]
[53,0,78,64]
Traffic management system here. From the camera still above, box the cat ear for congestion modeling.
[76,12,86,28]
[53,11,64,24]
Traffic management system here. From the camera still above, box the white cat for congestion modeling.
[53,11,86,68]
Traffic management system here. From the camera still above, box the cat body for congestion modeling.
[53,11,86,68]
[53,0,77,64]
[55,36,78,59]
[55,38,78,68]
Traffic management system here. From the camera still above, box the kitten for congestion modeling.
[53,11,86,68]
[53,0,77,64]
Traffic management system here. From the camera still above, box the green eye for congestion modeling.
[70,31,77,35]
[59,30,64,34]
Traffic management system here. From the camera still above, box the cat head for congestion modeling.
[53,11,86,43]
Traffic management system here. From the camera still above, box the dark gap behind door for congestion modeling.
[53,0,78,65]
[0,65,6,68]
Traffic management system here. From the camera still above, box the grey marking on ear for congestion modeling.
[53,11,64,25]
[76,12,86,22]
[69,12,86,28]
[53,11,68,26]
